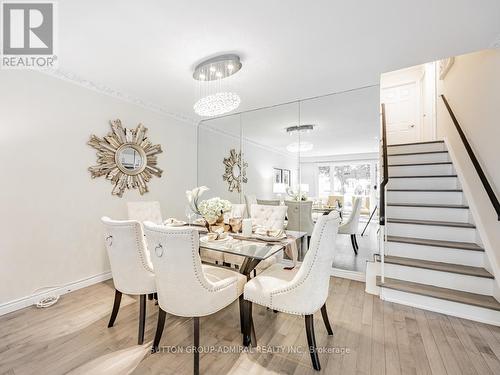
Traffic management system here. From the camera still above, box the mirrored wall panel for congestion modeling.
[197,85,380,269]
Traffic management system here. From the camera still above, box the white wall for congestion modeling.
[0,70,197,307]
[437,48,500,295]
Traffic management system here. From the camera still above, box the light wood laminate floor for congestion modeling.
[2,278,500,375]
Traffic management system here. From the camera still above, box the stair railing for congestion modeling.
[379,103,388,282]
[441,95,500,221]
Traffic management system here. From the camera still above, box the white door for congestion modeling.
[381,83,420,145]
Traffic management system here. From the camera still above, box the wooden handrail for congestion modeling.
[379,103,389,225]
[441,95,500,220]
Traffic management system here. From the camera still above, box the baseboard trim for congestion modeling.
[0,271,112,316]
[331,268,366,282]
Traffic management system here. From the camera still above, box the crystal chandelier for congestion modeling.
[193,54,242,117]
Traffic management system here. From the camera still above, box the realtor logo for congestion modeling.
[1,1,57,68]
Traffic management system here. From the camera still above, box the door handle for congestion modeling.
[409,124,415,128]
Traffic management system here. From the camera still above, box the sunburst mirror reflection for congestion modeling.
[88,119,163,197]
[223,148,247,192]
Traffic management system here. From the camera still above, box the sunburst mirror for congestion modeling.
[88,119,163,197]
[223,149,248,192]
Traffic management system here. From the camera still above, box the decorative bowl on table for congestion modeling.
[164,218,187,226]
[253,228,286,242]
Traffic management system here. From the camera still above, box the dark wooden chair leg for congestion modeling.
[350,234,358,255]
[107,289,122,328]
[305,314,321,371]
[138,294,146,345]
[243,300,253,347]
[148,293,154,300]
[250,313,257,347]
[152,308,167,353]
[239,295,244,333]
[320,303,334,335]
[253,269,257,278]
[194,317,200,375]
[353,234,359,250]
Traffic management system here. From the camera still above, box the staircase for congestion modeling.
[376,140,500,325]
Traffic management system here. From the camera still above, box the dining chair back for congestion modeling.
[250,204,287,229]
[143,223,244,317]
[101,217,155,295]
[284,200,315,236]
[352,196,370,215]
[127,201,163,224]
[244,195,257,218]
[101,217,156,344]
[338,196,362,254]
[256,199,280,206]
[143,222,246,375]
[242,213,340,370]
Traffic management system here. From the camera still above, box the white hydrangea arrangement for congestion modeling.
[186,186,232,224]
[198,197,232,224]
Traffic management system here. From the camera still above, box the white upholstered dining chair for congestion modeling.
[101,217,157,345]
[143,223,246,375]
[250,204,287,229]
[338,196,362,254]
[127,201,163,224]
[242,213,340,371]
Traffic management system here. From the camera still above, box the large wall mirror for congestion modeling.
[197,86,380,271]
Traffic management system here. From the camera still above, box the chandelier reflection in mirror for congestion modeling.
[193,54,242,117]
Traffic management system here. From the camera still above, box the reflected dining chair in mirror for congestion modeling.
[353,196,370,216]
[338,196,362,255]
[250,204,287,229]
[244,194,257,218]
[127,201,163,224]
[143,223,246,375]
[242,213,340,371]
[224,204,288,272]
[256,199,280,206]
[284,200,315,245]
[101,217,157,345]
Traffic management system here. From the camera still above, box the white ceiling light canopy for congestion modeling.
[286,142,314,153]
[193,54,242,117]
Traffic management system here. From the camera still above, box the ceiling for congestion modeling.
[200,85,380,157]
[56,0,500,123]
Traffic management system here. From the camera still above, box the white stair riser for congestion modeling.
[388,142,446,155]
[380,288,500,326]
[386,242,484,267]
[389,164,454,176]
[388,177,459,190]
[383,263,493,295]
[387,191,464,205]
[388,152,450,165]
[387,206,470,223]
[388,222,476,242]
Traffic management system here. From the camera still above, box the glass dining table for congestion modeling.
[193,227,308,279]
[200,238,284,279]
